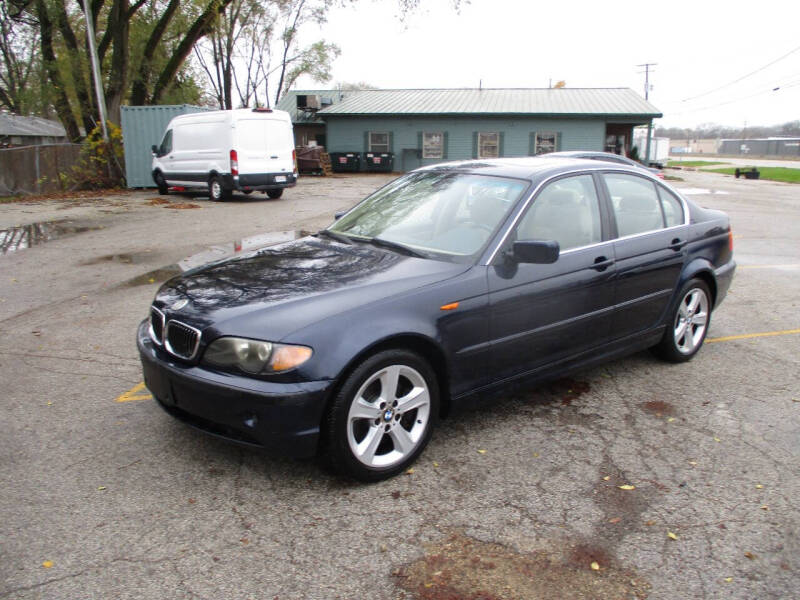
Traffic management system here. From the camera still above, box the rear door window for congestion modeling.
[238,119,268,153]
[657,186,685,227]
[604,173,665,237]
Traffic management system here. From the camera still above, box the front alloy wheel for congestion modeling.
[324,350,438,481]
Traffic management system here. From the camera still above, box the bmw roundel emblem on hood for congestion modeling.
[171,299,189,311]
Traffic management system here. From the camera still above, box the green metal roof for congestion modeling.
[314,88,661,118]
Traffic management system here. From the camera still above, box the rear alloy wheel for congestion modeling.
[267,188,283,199]
[154,172,168,195]
[653,278,712,362]
[324,350,438,481]
[208,175,231,201]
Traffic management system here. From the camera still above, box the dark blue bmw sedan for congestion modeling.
[138,157,735,481]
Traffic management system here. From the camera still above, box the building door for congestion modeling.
[605,124,634,156]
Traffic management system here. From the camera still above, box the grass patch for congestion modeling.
[667,160,727,167]
[708,166,800,183]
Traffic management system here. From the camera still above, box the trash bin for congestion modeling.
[363,152,394,173]
[330,152,362,173]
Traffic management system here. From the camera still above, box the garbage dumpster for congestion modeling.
[330,152,362,173]
[363,152,394,172]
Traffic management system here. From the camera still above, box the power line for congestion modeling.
[669,77,800,116]
[680,43,800,102]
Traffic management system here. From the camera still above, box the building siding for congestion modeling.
[324,116,606,171]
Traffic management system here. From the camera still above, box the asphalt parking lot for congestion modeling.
[1,169,798,599]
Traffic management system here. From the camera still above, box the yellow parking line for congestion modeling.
[115,382,153,403]
[706,328,800,344]
[738,264,800,270]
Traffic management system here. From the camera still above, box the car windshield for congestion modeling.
[329,171,528,261]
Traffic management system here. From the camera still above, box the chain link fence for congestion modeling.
[0,143,82,196]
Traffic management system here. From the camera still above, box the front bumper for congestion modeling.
[137,320,330,458]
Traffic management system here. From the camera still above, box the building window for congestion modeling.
[423,132,444,158]
[535,132,557,155]
[369,132,389,152]
[478,132,499,158]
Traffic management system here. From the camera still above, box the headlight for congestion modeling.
[202,337,312,374]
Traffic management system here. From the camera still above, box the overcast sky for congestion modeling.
[294,0,800,128]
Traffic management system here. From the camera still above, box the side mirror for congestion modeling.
[334,210,346,220]
[151,144,160,155]
[510,239,560,264]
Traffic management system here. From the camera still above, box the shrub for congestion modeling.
[69,121,126,189]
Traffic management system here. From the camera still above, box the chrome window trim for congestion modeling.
[149,306,165,345]
[164,319,202,360]
[483,166,690,265]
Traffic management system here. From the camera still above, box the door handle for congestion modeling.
[269,155,278,159]
[668,238,686,251]
[592,256,614,271]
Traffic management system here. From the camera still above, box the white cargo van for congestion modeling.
[151,108,297,200]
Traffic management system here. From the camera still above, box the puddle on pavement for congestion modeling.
[123,266,182,287]
[393,532,650,599]
[121,230,311,287]
[82,251,154,265]
[0,220,102,255]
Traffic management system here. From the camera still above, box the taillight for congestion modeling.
[728,229,734,251]
[230,149,238,176]
[292,149,298,176]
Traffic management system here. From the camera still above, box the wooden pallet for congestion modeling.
[319,152,333,176]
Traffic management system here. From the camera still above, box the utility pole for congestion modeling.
[636,62,657,100]
[83,1,109,142]
[637,63,657,165]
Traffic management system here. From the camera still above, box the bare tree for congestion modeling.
[0,2,40,115]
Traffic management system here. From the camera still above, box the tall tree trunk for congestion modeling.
[37,0,80,141]
[150,0,235,105]
[105,0,130,124]
[54,1,96,134]
[130,0,180,105]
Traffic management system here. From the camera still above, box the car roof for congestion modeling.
[416,156,647,182]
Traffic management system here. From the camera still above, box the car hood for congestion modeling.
[154,237,468,340]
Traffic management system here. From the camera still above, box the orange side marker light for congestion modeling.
[440,302,459,311]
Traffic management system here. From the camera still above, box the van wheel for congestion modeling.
[154,172,168,195]
[208,176,231,201]
[267,189,283,199]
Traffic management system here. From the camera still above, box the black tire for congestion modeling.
[322,349,439,482]
[242,190,253,195]
[652,278,712,363]
[266,188,283,199]
[208,175,231,201]
[154,172,168,195]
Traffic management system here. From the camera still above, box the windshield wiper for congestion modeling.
[366,237,428,258]
[315,229,353,245]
